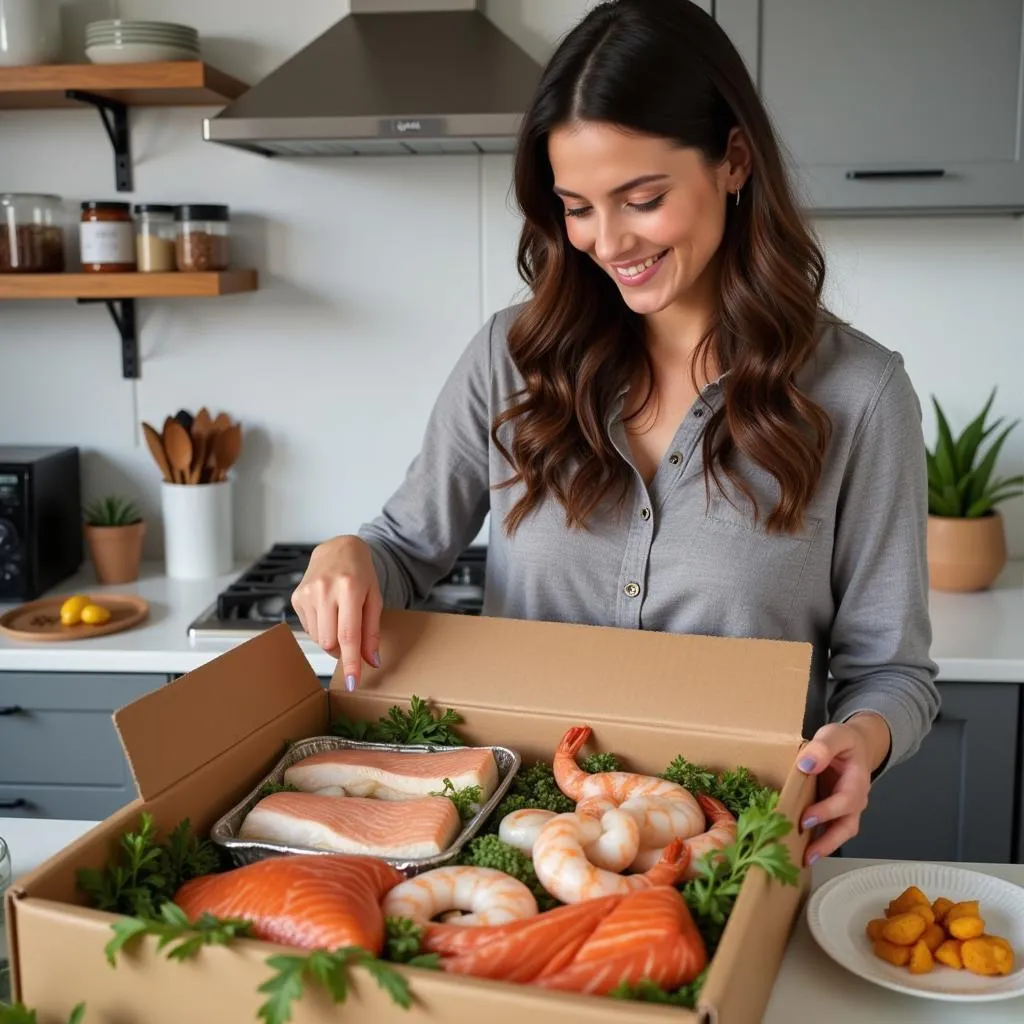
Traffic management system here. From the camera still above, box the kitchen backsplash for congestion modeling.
[0,0,1020,560]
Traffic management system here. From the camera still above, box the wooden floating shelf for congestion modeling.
[0,270,258,301]
[0,61,248,110]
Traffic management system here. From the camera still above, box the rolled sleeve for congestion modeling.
[357,315,494,608]
[828,353,940,777]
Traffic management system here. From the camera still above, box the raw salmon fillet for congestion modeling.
[173,853,403,955]
[284,747,499,801]
[238,791,462,858]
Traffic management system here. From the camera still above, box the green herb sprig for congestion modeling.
[76,813,221,918]
[331,695,464,746]
[258,780,301,797]
[661,757,774,817]
[0,1003,86,1024]
[384,917,442,969]
[430,778,483,821]
[105,903,252,966]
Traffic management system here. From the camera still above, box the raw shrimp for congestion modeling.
[381,865,538,927]
[629,793,738,877]
[499,809,556,854]
[532,812,690,904]
[554,726,704,843]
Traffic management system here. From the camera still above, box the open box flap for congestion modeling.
[114,624,324,800]
[331,610,812,743]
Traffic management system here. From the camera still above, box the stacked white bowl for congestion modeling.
[85,20,200,64]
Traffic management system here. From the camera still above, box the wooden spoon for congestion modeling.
[163,418,194,485]
[189,407,214,484]
[193,406,213,437]
[212,411,232,434]
[212,423,242,482]
[141,421,173,483]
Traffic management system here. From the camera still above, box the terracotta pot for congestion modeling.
[926,512,1007,592]
[84,521,145,585]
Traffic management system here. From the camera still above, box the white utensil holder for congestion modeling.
[161,480,233,579]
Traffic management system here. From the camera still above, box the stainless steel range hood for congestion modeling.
[203,0,544,156]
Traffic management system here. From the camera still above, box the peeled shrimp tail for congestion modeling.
[552,725,593,799]
[641,838,691,888]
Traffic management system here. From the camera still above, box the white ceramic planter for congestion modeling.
[161,480,233,580]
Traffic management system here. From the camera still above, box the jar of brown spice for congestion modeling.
[80,201,135,272]
[175,204,230,272]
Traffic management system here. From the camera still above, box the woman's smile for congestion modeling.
[609,248,670,286]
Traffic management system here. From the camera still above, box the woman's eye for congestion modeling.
[564,206,591,218]
[629,194,666,212]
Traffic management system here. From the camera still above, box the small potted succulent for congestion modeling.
[84,494,145,585]
[926,388,1023,592]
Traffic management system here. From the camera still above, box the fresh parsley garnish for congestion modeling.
[430,778,483,821]
[661,757,774,817]
[0,1004,86,1024]
[75,813,221,918]
[256,948,417,1024]
[331,695,464,746]
[105,902,252,967]
[259,780,301,797]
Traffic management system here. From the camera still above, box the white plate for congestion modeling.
[806,861,1024,1002]
[85,43,199,64]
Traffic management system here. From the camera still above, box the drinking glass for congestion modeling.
[0,836,11,1004]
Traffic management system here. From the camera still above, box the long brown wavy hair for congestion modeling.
[492,0,831,536]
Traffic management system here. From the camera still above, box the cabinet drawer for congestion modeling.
[0,782,137,821]
[0,672,166,787]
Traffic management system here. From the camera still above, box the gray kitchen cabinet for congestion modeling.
[841,682,1019,863]
[715,0,1024,215]
[0,671,169,820]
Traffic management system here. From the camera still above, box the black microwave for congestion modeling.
[0,446,83,601]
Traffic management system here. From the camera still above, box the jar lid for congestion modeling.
[133,203,176,214]
[81,201,131,212]
[174,204,230,222]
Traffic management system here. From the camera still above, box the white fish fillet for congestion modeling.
[284,747,499,802]
[238,792,462,858]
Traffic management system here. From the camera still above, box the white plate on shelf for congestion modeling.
[806,861,1024,1002]
[85,43,199,64]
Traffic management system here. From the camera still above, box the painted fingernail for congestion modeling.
[798,756,816,772]
[345,675,357,692]
[802,816,819,830]
[372,650,381,668]
[808,852,820,865]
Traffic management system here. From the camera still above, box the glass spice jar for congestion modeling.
[80,201,135,272]
[175,204,230,272]
[0,193,65,273]
[134,204,177,272]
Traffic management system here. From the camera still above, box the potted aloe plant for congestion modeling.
[926,388,1023,592]
[84,494,145,585]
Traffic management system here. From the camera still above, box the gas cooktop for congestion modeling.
[187,542,486,641]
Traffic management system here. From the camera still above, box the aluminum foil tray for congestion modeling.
[209,735,521,875]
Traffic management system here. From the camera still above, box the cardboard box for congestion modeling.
[7,611,815,1024]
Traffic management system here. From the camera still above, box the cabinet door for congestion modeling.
[0,672,168,820]
[841,683,1018,863]
[716,0,1024,214]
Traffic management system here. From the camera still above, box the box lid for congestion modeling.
[113,624,323,800]
[333,610,812,743]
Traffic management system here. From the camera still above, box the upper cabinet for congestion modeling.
[715,0,1024,215]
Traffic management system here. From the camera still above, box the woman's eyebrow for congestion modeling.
[553,174,671,199]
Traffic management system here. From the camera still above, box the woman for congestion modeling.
[292,0,939,867]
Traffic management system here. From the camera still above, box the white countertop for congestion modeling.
[1,816,1021,1022]
[0,557,1022,682]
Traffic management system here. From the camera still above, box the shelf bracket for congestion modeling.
[65,89,133,192]
[77,297,139,379]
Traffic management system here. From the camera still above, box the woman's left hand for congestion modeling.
[795,713,891,867]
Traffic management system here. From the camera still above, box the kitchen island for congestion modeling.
[1,816,1022,1022]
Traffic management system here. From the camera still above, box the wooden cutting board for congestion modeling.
[0,593,149,642]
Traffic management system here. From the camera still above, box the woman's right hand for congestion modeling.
[290,535,383,690]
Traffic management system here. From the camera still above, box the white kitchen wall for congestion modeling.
[0,0,1021,562]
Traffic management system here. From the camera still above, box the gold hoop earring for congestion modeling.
[735,187,741,207]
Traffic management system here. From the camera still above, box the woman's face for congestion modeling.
[548,121,747,317]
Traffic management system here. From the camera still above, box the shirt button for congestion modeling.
[668,451,682,465]
[623,581,641,598]
[694,407,705,418]
[640,507,651,521]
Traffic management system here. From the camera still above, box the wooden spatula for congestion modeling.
[163,419,194,485]
[141,421,173,483]
[212,422,242,482]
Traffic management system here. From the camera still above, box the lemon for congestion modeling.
[59,594,91,626]
[80,603,111,626]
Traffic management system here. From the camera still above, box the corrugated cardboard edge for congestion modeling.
[113,623,325,800]
[332,609,814,744]
[697,767,816,1024]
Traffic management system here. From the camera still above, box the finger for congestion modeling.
[361,585,383,669]
[802,763,869,829]
[797,724,857,774]
[290,590,310,637]
[316,598,340,655]
[805,813,861,863]
[336,579,366,691]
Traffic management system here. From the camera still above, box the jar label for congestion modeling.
[80,222,134,265]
